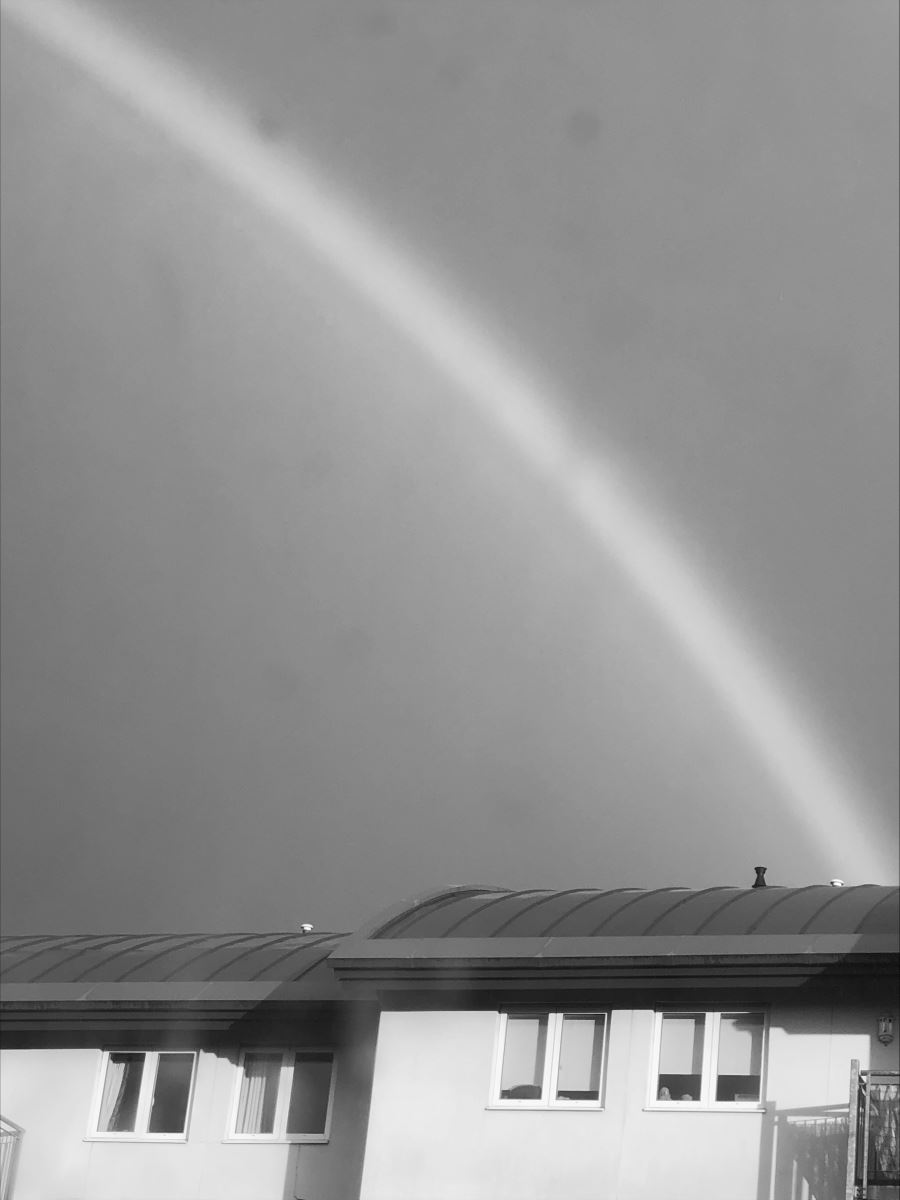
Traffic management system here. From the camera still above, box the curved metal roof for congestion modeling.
[0,926,350,993]
[368,884,900,939]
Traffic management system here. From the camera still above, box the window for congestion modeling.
[492,1012,607,1107]
[230,1050,335,1141]
[650,1011,766,1108]
[91,1051,196,1139]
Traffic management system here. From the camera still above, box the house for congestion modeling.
[2,879,897,1200]
[331,880,900,1200]
[0,931,378,1200]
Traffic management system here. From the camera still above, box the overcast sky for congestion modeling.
[1,0,897,935]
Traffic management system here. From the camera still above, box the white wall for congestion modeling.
[358,1001,900,1200]
[0,1026,377,1200]
[0,1048,294,1200]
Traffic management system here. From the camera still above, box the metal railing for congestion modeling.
[0,1116,24,1200]
[846,1061,899,1200]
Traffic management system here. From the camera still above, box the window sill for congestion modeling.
[643,1104,767,1114]
[486,1103,604,1112]
[223,1135,330,1144]
[85,1135,189,1143]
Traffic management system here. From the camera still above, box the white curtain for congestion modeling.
[235,1054,281,1134]
[98,1054,139,1132]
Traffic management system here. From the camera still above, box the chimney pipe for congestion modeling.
[752,866,768,889]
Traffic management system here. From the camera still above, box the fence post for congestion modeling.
[846,1059,859,1200]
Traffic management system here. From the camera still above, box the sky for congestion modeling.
[1,0,897,935]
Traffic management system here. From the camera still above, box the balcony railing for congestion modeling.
[0,1117,24,1200]
[846,1062,899,1200]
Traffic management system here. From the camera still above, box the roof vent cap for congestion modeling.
[299,923,314,933]
[752,866,768,889]
[829,879,845,888]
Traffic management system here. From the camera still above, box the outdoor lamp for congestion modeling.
[877,1016,894,1045]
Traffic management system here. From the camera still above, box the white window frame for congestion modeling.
[88,1049,198,1141]
[647,1010,767,1111]
[489,1010,608,1110]
[226,1048,336,1143]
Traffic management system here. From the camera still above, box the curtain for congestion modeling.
[235,1053,281,1135]
[98,1054,142,1132]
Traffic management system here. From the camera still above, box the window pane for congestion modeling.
[556,1015,604,1101]
[286,1053,333,1135]
[657,1014,704,1101]
[148,1053,194,1133]
[235,1053,282,1134]
[715,1013,764,1102]
[500,1015,548,1099]
[98,1053,145,1132]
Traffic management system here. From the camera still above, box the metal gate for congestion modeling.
[846,1062,900,1199]
[0,1117,23,1200]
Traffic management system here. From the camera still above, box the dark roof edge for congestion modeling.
[330,931,898,963]
[330,931,898,991]
[332,952,897,994]
[0,997,348,1035]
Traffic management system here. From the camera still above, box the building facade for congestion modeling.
[332,883,900,1200]
[2,882,898,1200]
[0,932,377,1200]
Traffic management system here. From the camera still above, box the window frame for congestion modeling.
[489,1010,608,1110]
[226,1048,337,1143]
[88,1049,198,1141]
[647,1009,768,1111]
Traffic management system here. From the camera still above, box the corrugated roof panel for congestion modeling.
[0,935,60,954]
[0,932,350,990]
[207,935,339,982]
[9,935,158,983]
[251,937,345,983]
[163,935,297,982]
[114,934,246,982]
[1,934,103,981]
[693,888,792,935]
[382,892,503,938]
[642,887,744,934]
[201,936,304,982]
[68,936,203,983]
[447,891,555,937]
[748,883,840,936]
[367,888,511,940]
[490,889,600,937]
[4,886,896,999]
[739,883,888,936]
[542,890,644,937]
[855,889,900,935]
[361,884,900,941]
[591,888,694,935]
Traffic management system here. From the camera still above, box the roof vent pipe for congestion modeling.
[752,866,768,889]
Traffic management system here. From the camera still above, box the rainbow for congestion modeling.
[3,0,892,881]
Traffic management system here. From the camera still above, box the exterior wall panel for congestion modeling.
[0,1019,378,1200]
[358,1002,899,1200]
